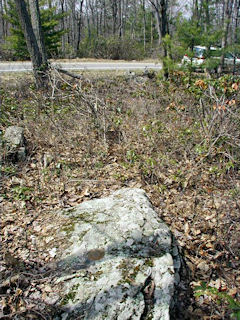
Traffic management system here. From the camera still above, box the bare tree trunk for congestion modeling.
[193,0,199,23]
[148,0,169,78]
[96,0,99,36]
[148,0,161,44]
[89,0,96,29]
[148,0,168,45]
[122,0,128,37]
[14,0,49,88]
[151,10,154,47]
[103,0,107,35]
[233,0,240,74]
[118,0,123,38]
[130,0,137,40]
[68,0,77,55]
[218,0,234,73]
[205,0,210,31]
[2,0,9,39]
[76,0,84,53]
[3,0,7,37]
[110,0,118,35]
[86,1,91,39]
[60,0,66,54]
[0,0,4,44]
[160,0,168,39]
[199,0,204,27]
[99,1,102,35]
[142,0,146,52]
[29,0,47,63]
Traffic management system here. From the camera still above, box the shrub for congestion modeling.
[78,35,145,60]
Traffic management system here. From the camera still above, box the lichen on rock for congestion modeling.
[55,188,179,320]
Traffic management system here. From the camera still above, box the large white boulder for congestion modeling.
[55,188,180,320]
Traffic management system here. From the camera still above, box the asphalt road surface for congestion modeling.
[0,61,162,73]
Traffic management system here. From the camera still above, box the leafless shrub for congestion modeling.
[193,84,240,163]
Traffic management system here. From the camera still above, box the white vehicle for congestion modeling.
[181,46,240,68]
[181,46,209,67]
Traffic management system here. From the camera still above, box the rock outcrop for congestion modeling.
[2,126,26,162]
[55,188,180,320]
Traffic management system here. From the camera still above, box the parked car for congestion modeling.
[181,46,209,67]
[181,46,240,68]
[222,52,240,66]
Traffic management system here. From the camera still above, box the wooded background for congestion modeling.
[0,0,239,61]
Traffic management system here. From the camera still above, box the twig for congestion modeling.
[29,309,48,320]
[52,67,98,119]
[69,179,117,183]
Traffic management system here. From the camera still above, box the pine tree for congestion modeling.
[5,0,65,60]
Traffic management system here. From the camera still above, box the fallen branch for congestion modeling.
[55,67,83,80]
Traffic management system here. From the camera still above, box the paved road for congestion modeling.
[0,61,162,73]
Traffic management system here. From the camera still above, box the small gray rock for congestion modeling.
[3,126,26,162]
[4,126,25,147]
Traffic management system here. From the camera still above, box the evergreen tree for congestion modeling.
[5,0,65,59]
[177,18,203,51]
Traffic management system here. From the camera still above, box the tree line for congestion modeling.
[0,0,239,86]
[0,1,238,60]
[0,0,174,60]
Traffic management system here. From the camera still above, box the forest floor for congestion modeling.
[1,69,240,319]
